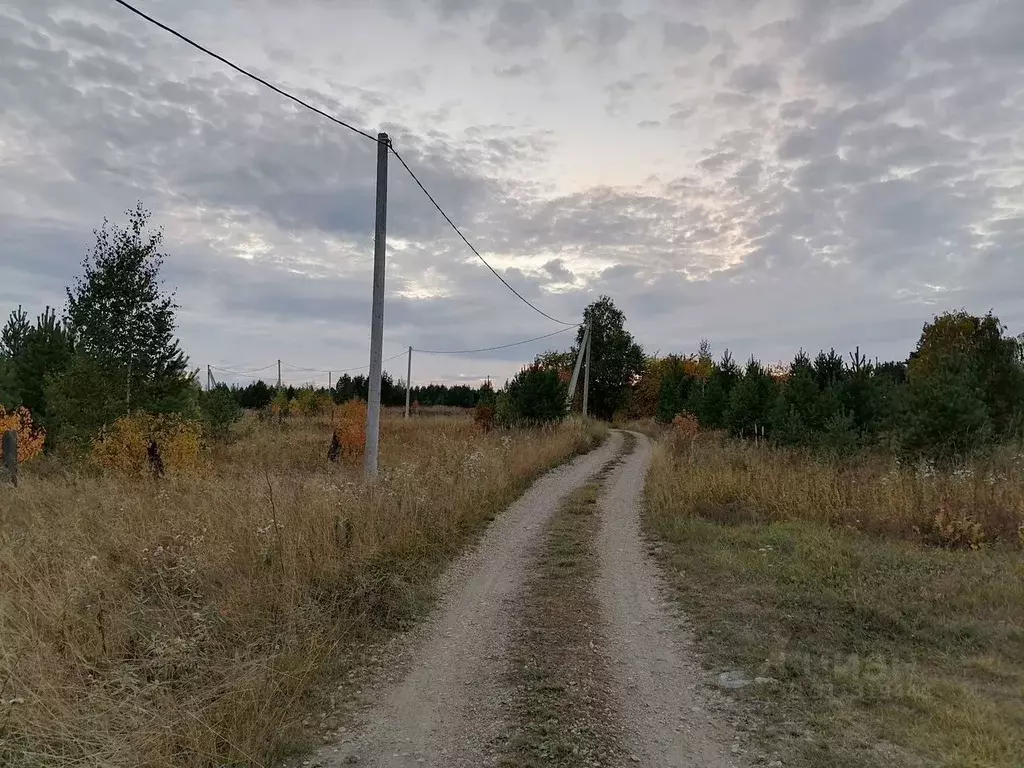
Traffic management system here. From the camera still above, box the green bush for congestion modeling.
[201,385,243,439]
[500,364,567,426]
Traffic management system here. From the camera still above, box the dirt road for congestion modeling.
[316,432,741,768]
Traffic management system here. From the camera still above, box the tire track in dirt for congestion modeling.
[315,432,623,768]
[596,432,743,768]
[496,433,637,768]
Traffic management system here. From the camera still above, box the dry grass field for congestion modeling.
[645,434,1024,767]
[0,411,605,767]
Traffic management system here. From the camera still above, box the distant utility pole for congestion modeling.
[582,318,592,417]
[405,346,412,419]
[277,359,281,389]
[328,371,332,390]
[207,364,213,392]
[364,132,390,477]
[566,322,591,410]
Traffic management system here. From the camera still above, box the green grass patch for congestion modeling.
[647,499,1024,767]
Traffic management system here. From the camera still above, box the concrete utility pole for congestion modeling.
[277,359,282,389]
[582,318,592,417]
[364,132,390,477]
[329,371,332,390]
[566,322,590,410]
[405,346,412,419]
[1,430,17,487]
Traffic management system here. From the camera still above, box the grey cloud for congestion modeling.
[605,74,650,116]
[778,98,817,121]
[542,259,574,282]
[593,11,633,48]
[698,152,738,173]
[486,0,559,51]
[804,0,962,93]
[662,21,710,53]
[728,63,779,94]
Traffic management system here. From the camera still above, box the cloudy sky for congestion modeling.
[1,0,1022,387]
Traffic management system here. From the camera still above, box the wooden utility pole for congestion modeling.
[364,132,389,477]
[277,359,281,389]
[2,430,17,487]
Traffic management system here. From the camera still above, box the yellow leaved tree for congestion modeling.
[0,405,45,462]
[92,413,204,476]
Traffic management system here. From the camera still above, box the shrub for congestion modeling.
[665,411,701,454]
[295,389,332,418]
[0,405,45,462]
[920,508,987,550]
[501,364,567,426]
[201,386,242,439]
[270,390,291,421]
[92,413,204,476]
[474,404,495,432]
[332,399,366,460]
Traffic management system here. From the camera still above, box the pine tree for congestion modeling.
[726,358,777,436]
[14,308,73,435]
[1,306,31,359]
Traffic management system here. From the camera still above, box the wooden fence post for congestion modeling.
[2,430,18,486]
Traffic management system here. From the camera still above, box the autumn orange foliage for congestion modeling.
[332,399,367,460]
[0,405,45,462]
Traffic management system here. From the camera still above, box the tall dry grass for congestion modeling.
[647,433,1024,547]
[0,413,605,767]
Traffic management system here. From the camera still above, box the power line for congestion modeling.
[414,325,579,355]
[390,146,578,327]
[280,361,328,373]
[110,0,378,144]
[280,352,406,376]
[209,363,277,376]
[111,0,579,329]
[212,352,406,381]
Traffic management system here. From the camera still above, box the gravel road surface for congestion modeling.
[317,432,623,768]
[314,430,742,768]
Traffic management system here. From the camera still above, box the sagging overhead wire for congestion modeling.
[413,325,579,355]
[110,0,579,328]
[281,352,407,376]
[110,0,379,144]
[211,352,406,380]
[209,363,277,376]
[390,146,578,327]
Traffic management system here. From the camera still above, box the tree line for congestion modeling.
[224,377,489,411]
[501,296,1024,460]
[620,311,1024,459]
[4,203,1020,461]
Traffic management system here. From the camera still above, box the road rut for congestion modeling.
[597,433,741,767]
[317,432,623,768]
